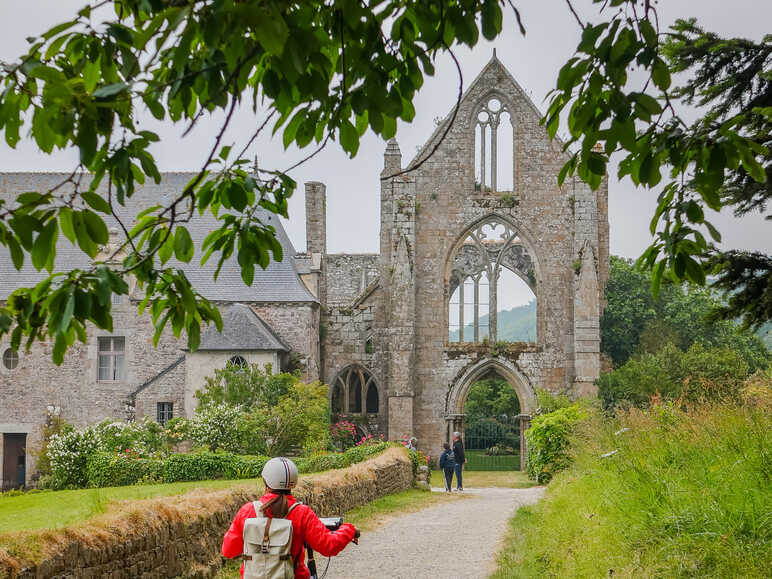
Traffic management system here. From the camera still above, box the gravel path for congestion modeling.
[326,486,545,579]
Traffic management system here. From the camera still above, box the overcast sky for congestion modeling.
[1,0,769,269]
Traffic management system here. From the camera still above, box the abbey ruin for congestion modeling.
[0,55,608,487]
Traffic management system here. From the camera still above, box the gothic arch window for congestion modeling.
[474,96,514,193]
[228,355,248,369]
[366,383,379,414]
[332,365,378,416]
[448,217,537,344]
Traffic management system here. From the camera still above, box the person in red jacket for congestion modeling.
[222,457,358,578]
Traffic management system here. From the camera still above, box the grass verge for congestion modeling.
[491,403,771,578]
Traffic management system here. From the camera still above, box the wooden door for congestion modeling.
[2,433,26,489]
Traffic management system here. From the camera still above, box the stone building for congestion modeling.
[0,55,607,487]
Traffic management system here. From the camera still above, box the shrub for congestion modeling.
[330,420,358,450]
[535,388,573,414]
[85,452,163,487]
[597,342,752,410]
[296,452,350,473]
[188,403,249,453]
[162,452,241,482]
[407,448,430,478]
[525,403,587,483]
[46,427,104,489]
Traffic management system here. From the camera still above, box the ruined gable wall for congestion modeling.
[401,61,584,451]
[325,254,379,306]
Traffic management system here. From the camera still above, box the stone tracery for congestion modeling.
[448,217,536,343]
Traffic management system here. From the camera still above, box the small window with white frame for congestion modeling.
[98,336,125,381]
[157,402,173,425]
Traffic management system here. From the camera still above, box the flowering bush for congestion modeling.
[330,420,358,450]
[356,433,384,446]
[46,427,104,488]
[43,418,176,489]
[188,403,248,453]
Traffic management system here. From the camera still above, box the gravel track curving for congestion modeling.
[324,486,545,579]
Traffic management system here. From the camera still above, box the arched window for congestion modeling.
[474,97,514,193]
[331,382,345,414]
[228,355,248,369]
[448,218,537,344]
[366,382,379,414]
[332,365,378,416]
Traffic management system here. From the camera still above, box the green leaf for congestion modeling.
[651,58,671,91]
[60,292,75,332]
[59,208,76,243]
[739,146,766,182]
[8,236,24,270]
[81,192,112,214]
[339,120,359,155]
[93,82,129,99]
[31,220,58,271]
[82,209,109,245]
[174,226,194,263]
[252,7,289,56]
[481,0,503,40]
[158,230,174,264]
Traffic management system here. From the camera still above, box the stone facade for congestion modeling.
[315,56,608,456]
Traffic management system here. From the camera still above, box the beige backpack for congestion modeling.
[242,501,300,579]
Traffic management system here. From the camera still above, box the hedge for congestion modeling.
[84,442,394,488]
[525,403,588,483]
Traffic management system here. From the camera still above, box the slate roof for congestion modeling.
[0,172,317,303]
[198,303,289,351]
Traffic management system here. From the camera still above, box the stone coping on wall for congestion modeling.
[0,447,413,579]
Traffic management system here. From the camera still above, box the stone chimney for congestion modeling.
[304,181,326,256]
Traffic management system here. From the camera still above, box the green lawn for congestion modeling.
[432,468,535,489]
[464,449,521,471]
[0,478,263,534]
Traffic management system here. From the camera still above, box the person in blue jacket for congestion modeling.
[438,442,456,492]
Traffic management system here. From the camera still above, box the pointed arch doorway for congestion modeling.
[446,358,535,471]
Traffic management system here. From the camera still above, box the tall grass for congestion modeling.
[493,403,771,578]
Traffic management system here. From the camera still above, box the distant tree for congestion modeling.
[464,377,521,420]
[601,256,769,370]
[597,342,752,410]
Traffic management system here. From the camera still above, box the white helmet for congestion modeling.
[262,457,298,491]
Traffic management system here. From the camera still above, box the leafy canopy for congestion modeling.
[0,0,514,363]
[546,1,770,328]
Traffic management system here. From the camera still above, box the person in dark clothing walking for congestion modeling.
[438,442,456,492]
[452,431,466,491]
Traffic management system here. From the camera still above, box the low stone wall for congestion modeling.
[0,447,413,579]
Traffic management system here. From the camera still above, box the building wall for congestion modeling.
[325,254,379,306]
[183,350,279,416]
[0,299,316,483]
[252,302,320,382]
